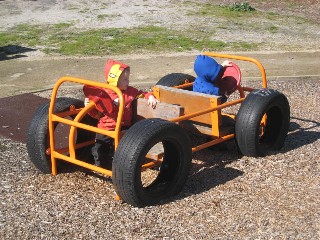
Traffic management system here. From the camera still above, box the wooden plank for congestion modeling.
[132,98,184,122]
[153,85,221,125]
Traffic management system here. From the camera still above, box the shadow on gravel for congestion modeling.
[164,140,244,204]
[169,117,320,204]
[3,94,318,206]
[0,45,37,61]
[284,117,320,151]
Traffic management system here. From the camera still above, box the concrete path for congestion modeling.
[0,51,320,97]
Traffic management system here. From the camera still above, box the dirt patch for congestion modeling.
[1,0,319,29]
[1,0,319,58]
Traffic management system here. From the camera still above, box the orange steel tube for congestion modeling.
[169,98,244,123]
[54,109,81,118]
[53,151,112,176]
[48,76,124,175]
[46,140,95,155]
[241,86,255,92]
[68,101,96,159]
[203,52,267,88]
[222,113,236,120]
[174,82,194,89]
[141,160,163,171]
[192,133,235,152]
[51,114,119,138]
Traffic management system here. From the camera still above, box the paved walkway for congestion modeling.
[1,51,320,97]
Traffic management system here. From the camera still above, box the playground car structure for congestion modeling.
[27,52,290,207]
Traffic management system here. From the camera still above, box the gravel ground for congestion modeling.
[1,0,319,239]
[1,78,319,239]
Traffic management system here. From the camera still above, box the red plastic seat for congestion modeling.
[216,63,242,96]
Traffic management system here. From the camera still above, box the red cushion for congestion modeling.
[216,63,242,95]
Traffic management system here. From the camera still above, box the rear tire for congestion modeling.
[27,98,96,173]
[235,89,290,157]
[156,73,195,90]
[112,118,192,207]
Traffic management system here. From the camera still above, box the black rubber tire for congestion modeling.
[112,118,192,207]
[235,89,290,157]
[156,73,195,90]
[27,97,96,174]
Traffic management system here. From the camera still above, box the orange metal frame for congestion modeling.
[48,77,125,177]
[47,52,268,177]
[159,52,268,152]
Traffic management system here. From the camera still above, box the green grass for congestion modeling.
[187,2,257,18]
[0,1,315,56]
[97,13,121,20]
[97,14,108,20]
[228,2,255,12]
[0,24,257,56]
[0,142,8,152]
[185,2,313,38]
[267,25,279,33]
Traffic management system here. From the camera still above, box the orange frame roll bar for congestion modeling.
[203,52,267,88]
[48,76,125,176]
[164,52,268,151]
[47,53,268,176]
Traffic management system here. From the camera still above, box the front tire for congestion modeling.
[112,118,192,207]
[235,89,290,157]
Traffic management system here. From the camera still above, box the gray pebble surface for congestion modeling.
[1,78,319,239]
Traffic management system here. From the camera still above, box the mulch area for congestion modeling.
[0,93,48,143]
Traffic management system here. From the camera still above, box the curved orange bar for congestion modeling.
[48,76,124,175]
[203,52,267,88]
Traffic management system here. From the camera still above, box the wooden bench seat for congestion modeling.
[152,85,222,129]
[130,86,233,160]
[132,98,184,123]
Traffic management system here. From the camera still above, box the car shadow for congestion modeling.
[168,116,320,204]
[281,116,320,152]
[166,139,244,203]
[28,114,319,206]
[0,45,37,61]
